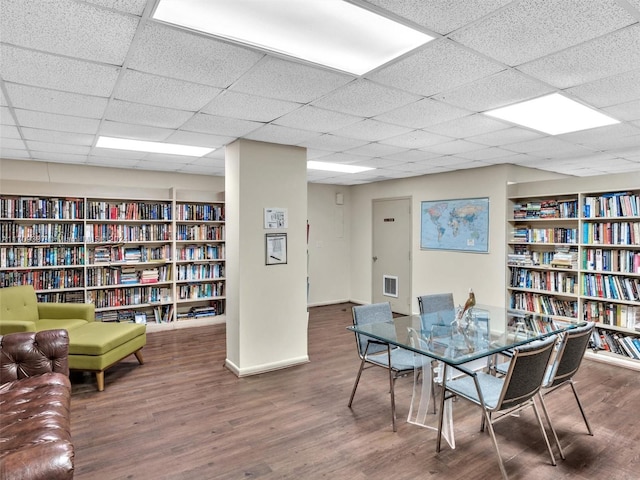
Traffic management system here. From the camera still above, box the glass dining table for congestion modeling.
[347,304,585,449]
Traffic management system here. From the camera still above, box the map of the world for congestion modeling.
[420,198,489,252]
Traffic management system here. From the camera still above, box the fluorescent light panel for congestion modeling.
[96,136,214,157]
[152,0,434,75]
[307,161,374,173]
[484,93,619,135]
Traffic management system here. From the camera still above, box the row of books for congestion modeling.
[583,192,640,219]
[1,197,84,220]
[85,223,172,243]
[86,265,171,287]
[176,263,224,281]
[176,244,225,261]
[87,286,172,308]
[89,245,171,263]
[1,222,84,243]
[583,300,640,330]
[153,304,174,323]
[591,328,640,360]
[176,204,224,222]
[176,224,225,241]
[176,301,224,319]
[583,248,640,273]
[582,273,640,302]
[512,227,578,244]
[177,282,224,300]
[582,221,640,245]
[0,269,84,289]
[513,199,578,219]
[36,290,85,303]
[86,201,172,221]
[508,313,559,336]
[510,292,578,318]
[0,246,85,268]
[510,267,578,294]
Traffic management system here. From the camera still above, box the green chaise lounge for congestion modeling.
[0,285,145,391]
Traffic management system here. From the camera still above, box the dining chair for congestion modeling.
[437,334,558,480]
[348,302,419,432]
[417,293,455,323]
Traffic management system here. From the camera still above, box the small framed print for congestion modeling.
[265,233,287,265]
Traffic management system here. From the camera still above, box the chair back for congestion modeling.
[417,293,455,324]
[352,303,393,357]
[497,334,557,411]
[544,322,595,389]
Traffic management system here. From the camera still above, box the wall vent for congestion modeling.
[383,275,398,298]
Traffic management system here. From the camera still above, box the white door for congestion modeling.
[372,197,412,314]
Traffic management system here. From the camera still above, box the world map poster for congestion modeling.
[420,197,489,252]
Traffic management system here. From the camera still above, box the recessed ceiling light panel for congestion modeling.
[96,136,214,156]
[307,160,374,173]
[484,93,619,135]
[152,0,434,75]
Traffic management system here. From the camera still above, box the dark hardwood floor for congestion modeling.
[70,303,639,480]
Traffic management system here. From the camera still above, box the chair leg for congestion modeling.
[531,398,557,467]
[569,380,593,436]
[483,410,509,480]
[387,345,397,432]
[348,355,367,408]
[537,392,565,460]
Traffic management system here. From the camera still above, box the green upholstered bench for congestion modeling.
[68,322,146,391]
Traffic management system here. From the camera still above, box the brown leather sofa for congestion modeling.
[0,329,74,480]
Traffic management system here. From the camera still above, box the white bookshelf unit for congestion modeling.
[507,181,640,371]
[0,190,225,328]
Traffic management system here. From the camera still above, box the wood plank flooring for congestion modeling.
[70,303,640,480]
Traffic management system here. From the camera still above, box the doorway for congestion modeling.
[372,197,412,315]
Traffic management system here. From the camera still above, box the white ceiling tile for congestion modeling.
[84,0,148,15]
[432,69,553,111]
[518,24,640,88]
[329,119,412,142]
[450,0,635,66]
[1,138,27,150]
[299,134,369,152]
[311,79,420,117]
[0,45,119,97]
[1,0,138,64]
[603,100,640,122]
[373,98,470,129]
[367,40,503,97]
[456,147,516,161]
[0,107,17,126]
[98,120,174,142]
[181,113,262,137]
[384,149,442,162]
[21,128,95,146]
[381,130,451,149]
[201,91,300,122]
[30,152,88,164]
[557,123,640,144]
[86,156,141,168]
[565,69,640,108]
[310,152,372,165]
[26,140,91,155]
[4,83,108,119]
[0,148,31,159]
[274,106,362,132]
[465,127,544,147]
[230,57,352,103]
[15,109,100,134]
[362,0,512,35]
[1,125,21,139]
[245,124,322,145]
[501,136,574,154]
[592,159,640,174]
[425,114,509,138]
[348,157,402,169]
[344,143,409,158]
[137,153,194,164]
[423,139,485,155]
[105,100,194,128]
[165,131,233,148]
[128,23,264,88]
[115,70,222,111]
[569,133,640,152]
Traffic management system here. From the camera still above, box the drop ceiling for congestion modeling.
[1,0,640,185]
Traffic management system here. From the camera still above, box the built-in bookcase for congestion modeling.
[507,184,640,371]
[0,192,225,327]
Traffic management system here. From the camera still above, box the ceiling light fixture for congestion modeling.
[484,93,619,135]
[96,136,214,157]
[307,161,375,174]
[152,0,434,76]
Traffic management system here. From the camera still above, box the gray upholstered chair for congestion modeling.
[437,334,558,480]
[348,302,419,432]
[417,293,455,323]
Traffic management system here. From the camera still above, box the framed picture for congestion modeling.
[265,233,287,265]
[420,197,489,253]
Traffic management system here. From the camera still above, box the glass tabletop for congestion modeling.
[347,304,585,366]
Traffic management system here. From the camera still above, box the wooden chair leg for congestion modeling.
[134,349,144,365]
[96,371,105,392]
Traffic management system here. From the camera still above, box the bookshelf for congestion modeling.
[0,193,225,328]
[507,184,640,371]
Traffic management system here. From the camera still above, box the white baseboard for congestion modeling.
[225,356,310,377]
